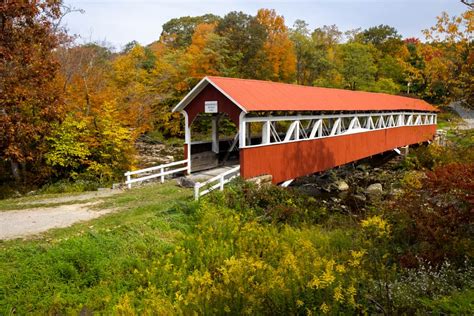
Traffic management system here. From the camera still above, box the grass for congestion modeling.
[436,105,463,130]
[0,182,192,314]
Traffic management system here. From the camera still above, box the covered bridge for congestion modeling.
[173,76,438,184]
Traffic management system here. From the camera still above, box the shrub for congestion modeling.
[389,163,474,266]
[206,179,327,226]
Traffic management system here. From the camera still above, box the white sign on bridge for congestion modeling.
[205,101,218,113]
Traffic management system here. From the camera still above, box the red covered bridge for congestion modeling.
[172,76,437,187]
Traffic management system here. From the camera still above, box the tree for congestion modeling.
[422,10,473,105]
[356,24,403,54]
[256,9,296,82]
[160,14,220,49]
[184,23,230,78]
[216,11,267,78]
[0,1,66,182]
[339,43,377,90]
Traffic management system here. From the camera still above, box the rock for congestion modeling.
[353,194,367,202]
[176,177,195,188]
[390,188,404,197]
[334,180,349,191]
[366,183,383,195]
[247,174,272,187]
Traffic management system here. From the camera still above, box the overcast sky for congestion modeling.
[62,0,468,50]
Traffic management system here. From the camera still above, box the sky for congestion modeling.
[62,0,468,50]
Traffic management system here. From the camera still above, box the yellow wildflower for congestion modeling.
[224,305,231,313]
[333,285,344,302]
[309,276,321,289]
[361,215,391,238]
[320,302,330,314]
[296,299,304,307]
[336,264,346,273]
[321,270,335,286]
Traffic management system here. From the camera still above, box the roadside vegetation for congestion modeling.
[1,129,472,314]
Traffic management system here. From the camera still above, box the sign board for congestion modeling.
[204,101,218,113]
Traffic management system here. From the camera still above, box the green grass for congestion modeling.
[436,105,463,130]
[0,182,192,314]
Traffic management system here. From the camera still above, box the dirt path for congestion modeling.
[19,189,122,206]
[0,189,123,240]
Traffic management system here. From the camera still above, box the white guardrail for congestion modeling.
[124,159,189,189]
[194,166,240,200]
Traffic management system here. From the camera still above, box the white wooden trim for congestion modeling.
[172,77,248,113]
[239,111,436,149]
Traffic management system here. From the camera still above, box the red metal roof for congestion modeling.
[205,76,437,112]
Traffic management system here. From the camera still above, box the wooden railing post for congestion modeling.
[160,167,164,183]
[194,183,200,200]
[219,176,224,190]
[125,172,131,189]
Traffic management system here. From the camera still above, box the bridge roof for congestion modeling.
[173,76,438,113]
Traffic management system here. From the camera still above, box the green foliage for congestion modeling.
[207,179,326,225]
[160,14,221,48]
[216,11,267,78]
[46,115,91,176]
[339,43,377,90]
[371,78,401,94]
[45,102,135,182]
[356,24,403,54]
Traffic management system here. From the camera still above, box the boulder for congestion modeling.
[247,174,272,187]
[366,183,383,196]
[335,180,349,191]
[176,177,195,188]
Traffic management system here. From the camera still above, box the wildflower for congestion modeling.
[224,305,231,313]
[336,264,346,273]
[320,302,330,314]
[349,250,366,267]
[333,285,344,302]
[175,291,183,302]
[346,285,357,306]
[321,270,335,286]
[361,215,391,238]
[309,276,321,289]
[296,299,304,307]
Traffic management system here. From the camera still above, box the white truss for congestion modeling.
[240,111,437,148]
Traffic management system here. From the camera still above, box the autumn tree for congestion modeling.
[0,1,65,183]
[112,44,157,134]
[422,10,473,106]
[185,23,229,78]
[160,14,220,49]
[256,9,296,82]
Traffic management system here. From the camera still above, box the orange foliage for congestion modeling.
[256,9,296,82]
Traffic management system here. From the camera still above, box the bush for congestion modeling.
[389,163,474,266]
[206,179,327,225]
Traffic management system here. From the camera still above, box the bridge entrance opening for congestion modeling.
[188,112,239,172]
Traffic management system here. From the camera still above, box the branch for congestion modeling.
[460,0,474,8]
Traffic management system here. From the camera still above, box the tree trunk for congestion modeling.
[10,160,21,182]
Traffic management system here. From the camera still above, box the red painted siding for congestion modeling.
[240,125,436,183]
[185,84,242,125]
